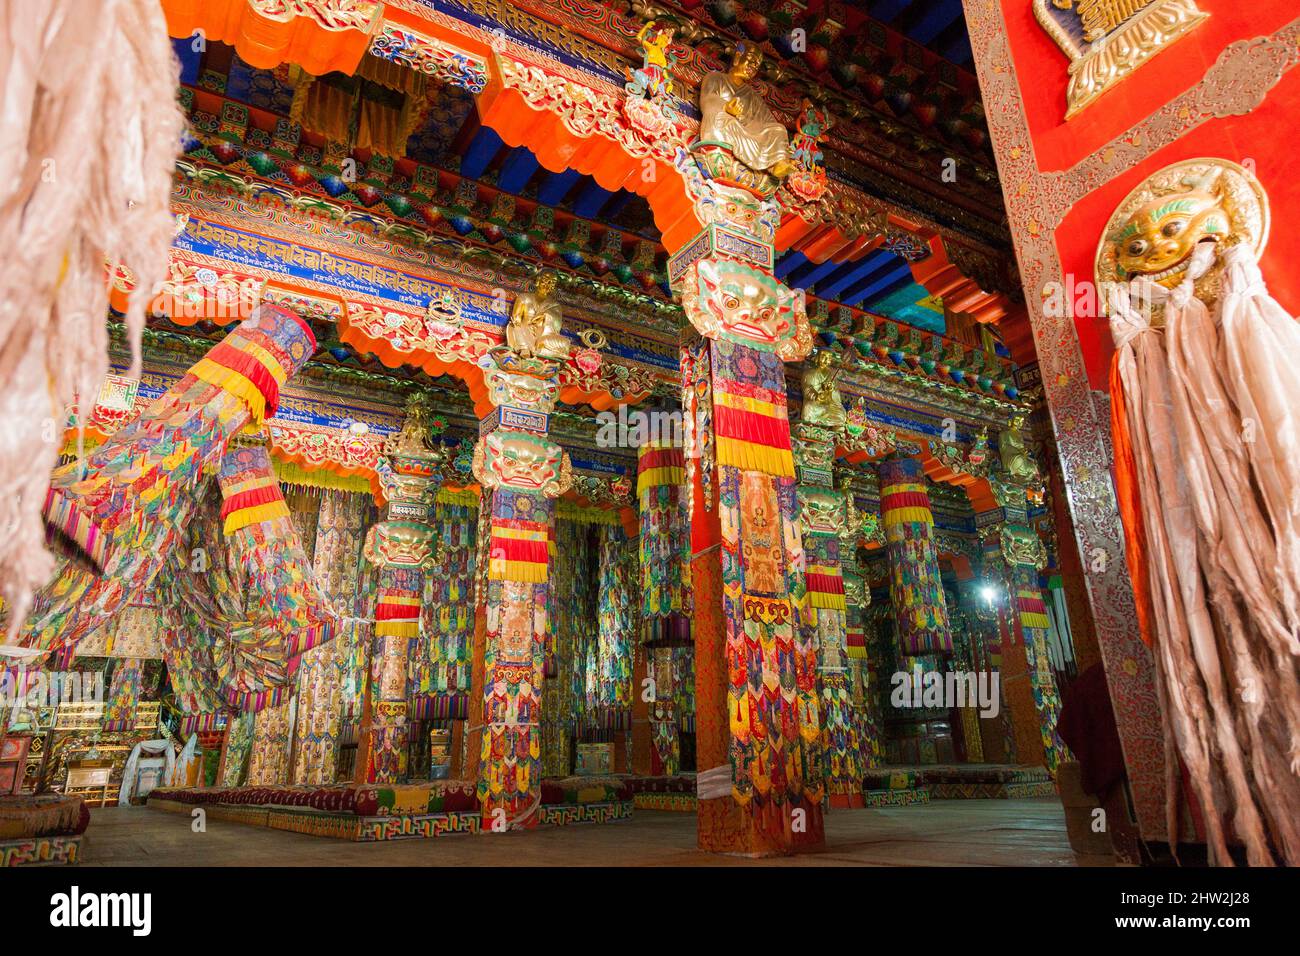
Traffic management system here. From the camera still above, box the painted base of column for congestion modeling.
[698,795,826,856]
[693,549,826,856]
[149,797,633,841]
[829,792,865,809]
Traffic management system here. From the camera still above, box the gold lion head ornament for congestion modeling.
[1096,158,1269,308]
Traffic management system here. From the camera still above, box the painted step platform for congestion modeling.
[625,773,697,811]
[862,787,931,808]
[862,763,1056,801]
[1,793,89,866]
[147,777,634,841]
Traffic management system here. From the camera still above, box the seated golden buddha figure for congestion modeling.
[699,42,794,180]
[800,350,847,429]
[1000,413,1040,484]
[507,271,570,362]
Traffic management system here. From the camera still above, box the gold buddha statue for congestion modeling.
[698,42,794,179]
[800,350,847,429]
[507,272,570,362]
[999,413,1040,484]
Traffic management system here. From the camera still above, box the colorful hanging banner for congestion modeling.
[878,456,952,656]
[23,303,317,661]
[479,488,554,826]
[710,342,795,478]
[637,440,691,643]
[712,340,822,823]
[487,517,550,583]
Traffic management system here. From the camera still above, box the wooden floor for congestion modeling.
[74,796,1078,866]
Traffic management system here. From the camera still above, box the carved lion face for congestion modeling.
[1111,180,1230,286]
[487,432,558,490]
[697,259,793,346]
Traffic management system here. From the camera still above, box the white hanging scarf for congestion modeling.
[119,738,176,805]
[1110,240,1300,865]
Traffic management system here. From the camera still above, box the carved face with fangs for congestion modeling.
[1111,174,1232,287]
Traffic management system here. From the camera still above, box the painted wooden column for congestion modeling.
[842,568,883,768]
[293,490,370,784]
[359,394,444,784]
[638,439,692,644]
[635,438,690,773]
[673,181,823,853]
[980,480,1068,773]
[794,428,864,807]
[629,648,653,775]
[876,456,953,657]
[471,347,572,829]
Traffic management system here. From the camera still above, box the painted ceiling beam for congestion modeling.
[536,168,583,206]
[802,258,849,291]
[909,3,964,45]
[496,146,540,194]
[819,249,897,300]
[939,30,974,66]
[601,191,634,221]
[774,250,808,280]
[572,182,614,219]
[844,262,914,306]
[459,126,504,182]
[784,256,823,287]
[868,0,914,26]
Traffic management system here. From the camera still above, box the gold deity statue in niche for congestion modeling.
[999,412,1041,486]
[507,271,570,362]
[800,350,847,429]
[697,42,793,180]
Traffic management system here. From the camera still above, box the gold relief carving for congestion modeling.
[678,174,782,248]
[793,423,837,475]
[841,397,898,459]
[1000,524,1048,571]
[345,301,493,363]
[568,472,633,508]
[1034,0,1209,119]
[250,0,383,32]
[999,412,1043,487]
[677,258,812,361]
[387,392,442,460]
[1094,158,1269,304]
[799,488,847,536]
[932,427,990,479]
[558,350,657,405]
[478,348,562,413]
[693,43,793,196]
[363,520,440,568]
[1053,23,1300,211]
[472,430,573,497]
[499,57,686,167]
[839,473,883,549]
[506,271,570,363]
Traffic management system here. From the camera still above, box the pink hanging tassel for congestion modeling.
[0,0,183,635]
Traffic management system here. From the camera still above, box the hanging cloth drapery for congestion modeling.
[0,0,181,635]
[289,57,428,158]
[169,734,199,788]
[1109,240,1300,865]
[118,738,176,806]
